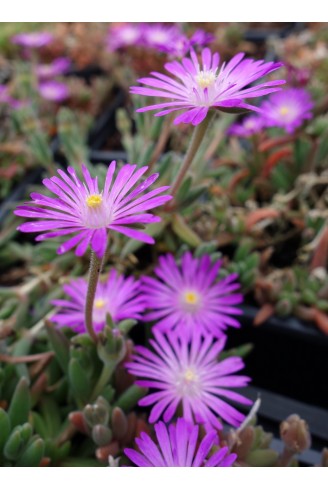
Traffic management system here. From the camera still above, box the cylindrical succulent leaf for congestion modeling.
[3,427,24,461]
[111,407,128,441]
[245,449,279,467]
[68,358,91,404]
[8,377,30,428]
[17,437,45,467]
[115,385,148,413]
[0,408,11,455]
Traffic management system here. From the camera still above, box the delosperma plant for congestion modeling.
[1,22,328,467]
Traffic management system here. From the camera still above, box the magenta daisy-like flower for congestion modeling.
[130,47,285,126]
[36,57,71,79]
[141,252,243,340]
[261,88,314,133]
[14,163,172,258]
[0,84,25,110]
[143,26,214,59]
[227,114,265,138]
[142,24,183,54]
[125,331,252,429]
[38,81,70,102]
[51,270,144,333]
[124,418,237,467]
[107,23,143,51]
[12,32,54,48]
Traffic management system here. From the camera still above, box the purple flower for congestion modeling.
[261,88,314,134]
[141,24,200,58]
[38,81,70,102]
[14,163,172,258]
[107,24,143,51]
[12,31,53,48]
[130,47,285,126]
[0,84,13,105]
[107,23,213,59]
[142,24,183,53]
[0,84,25,110]
[36,58,71,79]
[227,115,265,137]
[125,331,252,429]
[51,270,144,333]
[141,252,243,340]
[189,29,215,49]
[124,418,237,467]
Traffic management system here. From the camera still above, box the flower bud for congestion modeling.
[92,425,113,447]
[280,414,311,453]
[83,396,110,428]
[97,326,127,366]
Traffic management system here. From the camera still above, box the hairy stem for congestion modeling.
[85,252,102,343]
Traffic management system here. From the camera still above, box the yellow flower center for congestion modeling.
[86,194,103,208]
[184,291,199,305]
[279,106,289,116]
[94,299,105,309]
[195,71,216,89]
[184,368,198,383]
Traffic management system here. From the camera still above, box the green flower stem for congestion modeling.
[166,114,214,209]
[90,362,116,401]
[85,251,102,344]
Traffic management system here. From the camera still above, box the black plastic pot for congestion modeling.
[51,86,128,167]
[237,384,328,466]
[87,86,126,152]
[244,22,306,44]
[65,65,106,85]
[226,305,328,410]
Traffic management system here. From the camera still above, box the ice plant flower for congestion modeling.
[141,252,243,340]
[124,418,237,467]
[125,331,252,429]
[38,81,70,102]
[261,88,314,133]
[12,31,54,48]
[145,26,214,58]
[0,85,25,110]
[142,24,183,53]
[51,270,144,333]
[227,115,265,137]
[130,47,285,126]
[14,163,171,258]
[107,23,143,51]
[36,57,71,79]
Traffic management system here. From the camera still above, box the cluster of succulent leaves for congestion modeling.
[0,306,147,467]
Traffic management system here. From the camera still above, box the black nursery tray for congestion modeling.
[227,305,328,410]
[238,384,328,466]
